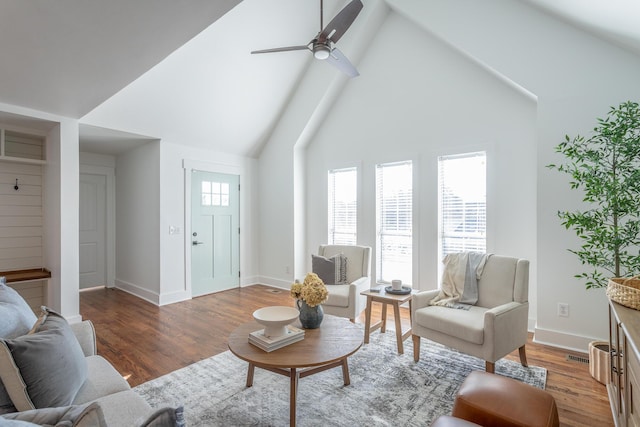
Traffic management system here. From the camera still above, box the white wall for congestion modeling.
[258,0,640,351]
[305,12,538,299]
[114,141,161,302]
[80,151,116,169]
[386,0,640,350]
[158,141,259,305]
[0,103,81,321]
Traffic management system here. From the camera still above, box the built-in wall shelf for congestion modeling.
[0,128,46,164]
[1,268,51,313]
[0,268,51,283]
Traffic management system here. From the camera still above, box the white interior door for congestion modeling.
[79,173,107,289]
[191,170,240,296]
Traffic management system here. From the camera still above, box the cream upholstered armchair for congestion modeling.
[316,245,371,322]
[411,255,529,373]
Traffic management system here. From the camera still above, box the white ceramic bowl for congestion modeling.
[252,306,300,338]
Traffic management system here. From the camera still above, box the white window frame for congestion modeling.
[375,160,413,285]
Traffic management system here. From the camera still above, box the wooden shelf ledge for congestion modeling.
[1,268,51,283]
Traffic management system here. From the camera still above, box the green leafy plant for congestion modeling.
[548,101,640,289]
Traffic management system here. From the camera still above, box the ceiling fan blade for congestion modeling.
[326,47,359,78]
[251,45,310,54]
[318,0,363,44]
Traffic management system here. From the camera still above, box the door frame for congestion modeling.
[183,159,243,298]
[79,165,116,288]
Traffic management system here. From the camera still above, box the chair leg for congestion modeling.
[485,361,495,373]
[412,335,420,362]
[518,345,528,367]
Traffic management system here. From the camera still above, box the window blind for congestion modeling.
[328,167,357,245]
[438,152,486,258]
[376,161,412,284]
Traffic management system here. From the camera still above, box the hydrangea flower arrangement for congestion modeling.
[290,273,328,307]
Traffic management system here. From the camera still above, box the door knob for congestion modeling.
[192,241,204,246]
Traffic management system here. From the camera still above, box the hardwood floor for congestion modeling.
[80,285,613,427]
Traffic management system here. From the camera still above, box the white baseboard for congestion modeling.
[533,326,604,353]
[115,279,193,306]
[158,289,191,306]
[257,276,292,290]
[240,275,260,287]
[115,279,160,305]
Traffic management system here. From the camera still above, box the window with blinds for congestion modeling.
[328,167,357,245]
[376,161,412,284]
[438,152,486,258]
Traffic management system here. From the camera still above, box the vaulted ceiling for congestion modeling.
[1,0,639,157]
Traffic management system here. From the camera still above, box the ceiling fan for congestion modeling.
[251,0,364,78]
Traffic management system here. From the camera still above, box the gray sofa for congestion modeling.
[0,281,161,426]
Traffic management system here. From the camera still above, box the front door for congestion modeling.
[79,173,107,289]
[191,170,240,296]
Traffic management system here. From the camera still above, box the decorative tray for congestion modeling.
[385,286,412,295]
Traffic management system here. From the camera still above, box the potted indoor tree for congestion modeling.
[548,100,640,384]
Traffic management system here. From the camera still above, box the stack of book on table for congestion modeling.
[248,325,305,352]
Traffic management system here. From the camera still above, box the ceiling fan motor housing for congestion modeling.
[313,42,331,60]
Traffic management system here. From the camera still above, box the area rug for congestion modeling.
[134,330,546,426]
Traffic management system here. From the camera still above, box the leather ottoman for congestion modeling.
[431,415,482,426]
[451,371,559,427]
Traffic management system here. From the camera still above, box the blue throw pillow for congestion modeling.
[0,282,37,340]
[0,281,38,412]
[0,307,88,411]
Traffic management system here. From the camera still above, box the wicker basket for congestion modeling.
[589,341,610,384]
[607,276,640,310]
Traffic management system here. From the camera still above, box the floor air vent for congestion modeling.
[566,354,589,364]
[266,289,282,294]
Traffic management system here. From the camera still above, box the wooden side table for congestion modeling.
[360,287,415,354]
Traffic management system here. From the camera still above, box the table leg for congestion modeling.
[246,363,255,387]
[290,368,298,427]
[393,302,404,354]
[381,302,388,333]
[341,358,351,385]
[364,296,373,344]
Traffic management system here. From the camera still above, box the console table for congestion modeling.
[608,298,640,427]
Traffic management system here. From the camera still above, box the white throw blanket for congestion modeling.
[429,252,491,309]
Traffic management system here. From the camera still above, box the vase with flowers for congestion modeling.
[290,273,329,329]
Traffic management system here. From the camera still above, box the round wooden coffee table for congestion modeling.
[228,314,363,427]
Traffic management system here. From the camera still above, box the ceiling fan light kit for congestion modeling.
[251,0,363,77]
[313,43,331,60]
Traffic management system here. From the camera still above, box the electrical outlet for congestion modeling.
[558,303,569,317]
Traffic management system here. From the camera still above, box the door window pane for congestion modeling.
[201,181,231,207]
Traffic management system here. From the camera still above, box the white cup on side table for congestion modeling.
[391,279,402,291]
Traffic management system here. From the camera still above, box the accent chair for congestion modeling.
[411,255,529,373]
[317,244,371,322]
